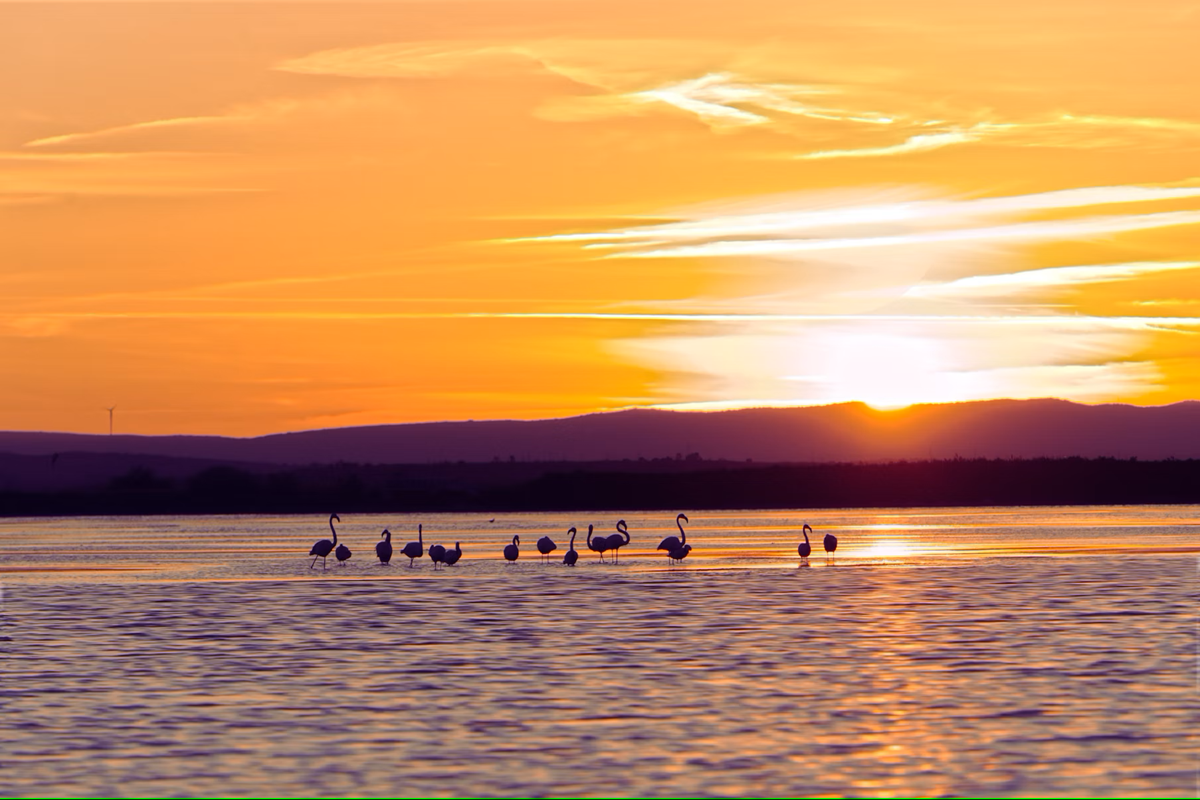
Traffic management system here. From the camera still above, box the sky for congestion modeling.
[2,0,1198,435]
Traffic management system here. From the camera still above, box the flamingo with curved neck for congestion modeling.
[606,520,631,563]
[309,513,340,569]
[657,513,688,555]
[586,524,609,562]
[563,527,578,566]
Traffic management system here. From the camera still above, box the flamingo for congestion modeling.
[429,543,447,570]
[798,523,812,563]
[586,524,609,562]
[402,524,424,567]
[669,543,692,564]
[376,529,393,565]
[563,527,578,566]
[335,541,352,566]
[657,513,688,554]
[606,520,631,563]
[442,542,462,566]
[309,513,339,569]
[536,534,557,564]
[824,529,838,563]
[504,535,520,563]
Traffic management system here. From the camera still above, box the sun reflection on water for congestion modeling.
[859,540,915,559]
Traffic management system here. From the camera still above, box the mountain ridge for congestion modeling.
[3,398,1200,465]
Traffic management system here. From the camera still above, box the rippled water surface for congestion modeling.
[2,507,1197,796]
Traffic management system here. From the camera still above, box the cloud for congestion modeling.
[24,116,247,149]
[523,184,1200,258]
[274,40,1200,159]
[908,260,1200,300]
[616,210,1200,260]
[799,130,978,159]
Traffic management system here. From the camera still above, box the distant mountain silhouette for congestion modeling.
[2,398,1200,465]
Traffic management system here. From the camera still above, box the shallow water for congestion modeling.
[2,507,1197,796]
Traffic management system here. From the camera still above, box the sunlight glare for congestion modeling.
[861,541,914,559]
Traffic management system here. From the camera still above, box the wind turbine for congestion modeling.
[106,406,116,436]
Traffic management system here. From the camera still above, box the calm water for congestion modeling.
[2,507,1197,797]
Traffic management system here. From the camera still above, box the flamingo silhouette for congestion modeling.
[657,513,688,555]
[429,543,447,570]
[335,541,352,566]
[376,529,393,565]
[402,524,424,567]
[606,520,631,563]
[504,535,520,563]
[442,542,462,566]
[669,543,692,564]
[536,534,557,564]
[824,529,839,563]
[798,523,812,563]
[309,513,340,569]
[563,527,578,566]
[586,524,609,562]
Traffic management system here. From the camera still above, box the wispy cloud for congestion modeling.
[617,210,1200,260]
[523,185,1200,257]
[799,130,978,159]
[24,116,246,149]
[909,260,1200,300]
[274,40,1200,160]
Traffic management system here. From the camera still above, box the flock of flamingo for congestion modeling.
[308,514,839,570]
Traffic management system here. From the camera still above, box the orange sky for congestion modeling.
[2,1,1199,435]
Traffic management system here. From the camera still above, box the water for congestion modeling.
[2,507,1197,796]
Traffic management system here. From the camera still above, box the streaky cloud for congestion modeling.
[25,115,246,148]
[799,130,977,159]
[612,210,1200,259]
[909,261,1200,299]
[522,185,1200,248]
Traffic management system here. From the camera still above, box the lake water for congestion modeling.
[2,507,1196,796]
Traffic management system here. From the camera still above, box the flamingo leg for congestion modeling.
[310,556,318,569]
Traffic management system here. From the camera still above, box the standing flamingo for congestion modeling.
[402,524,424,567]
[309,513,340,569]
[657,513,688,554]
[798,523,812,563]
[376,529,393,565]
[442,542,462,566]
[536,534,557,564]
[586,524,609,563]
[824,529,839,563]
[429,543,447,570]
[606,520,631,563]
[504,535,520,563]
[563,527,578,566]
[335,541,352,566]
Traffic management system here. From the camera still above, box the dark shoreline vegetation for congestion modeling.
[2,455,1199,516]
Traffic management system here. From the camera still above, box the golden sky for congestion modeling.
[2,1,1199,435]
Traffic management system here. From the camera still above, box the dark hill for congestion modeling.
[2,398,1199,465]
